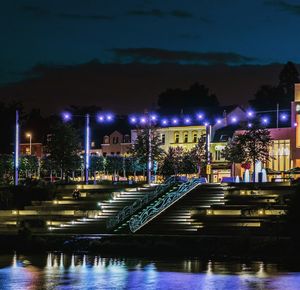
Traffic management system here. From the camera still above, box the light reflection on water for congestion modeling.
[0,253,300,289]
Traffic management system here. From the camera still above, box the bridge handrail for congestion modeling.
[106,176,178,229]
[128,178,202,233]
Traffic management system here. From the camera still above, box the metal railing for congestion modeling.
[129,178,202,233]
[106,176,178,229]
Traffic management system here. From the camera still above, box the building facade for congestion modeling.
[101,130,131,156]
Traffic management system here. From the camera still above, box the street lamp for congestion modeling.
[62,111,113,185]
[26,133,32,155]
[14,110,19,186]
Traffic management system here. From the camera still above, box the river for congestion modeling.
[0,253,299,289]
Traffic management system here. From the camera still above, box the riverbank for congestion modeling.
[0,233,298,262]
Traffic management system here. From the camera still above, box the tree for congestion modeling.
[250,62,299,110]
[278,61,299,100]
[19,155,39,178]
[46,123,81,180]
[157,82,220,115]
[159,147,184,177]
[190,136,207,176]
[0,154,13,183]
[222,124,272,179]
[130,126,164,170]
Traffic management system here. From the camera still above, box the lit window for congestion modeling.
[193,133,197,143]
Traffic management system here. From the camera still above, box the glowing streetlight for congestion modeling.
[26,133,32,155]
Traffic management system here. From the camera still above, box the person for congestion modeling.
[72,189,80,199]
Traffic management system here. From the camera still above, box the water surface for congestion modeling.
[0,253,299,289]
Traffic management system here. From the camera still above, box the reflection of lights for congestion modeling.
[53,200,58,205]
[258,210,264,215]
[207,210,212,215]
[12,210,18,215]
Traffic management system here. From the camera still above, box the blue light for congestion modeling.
[184,118,191,124]
[140,117,147,124]
[150,115,157,121]
[197,113,204,120]
[231,116,237,123]
[161,119,168,126]
[248,123,253,128]
[262,117,269,125]
[216,119,222,124]
[97,114,105,122]
[204,121,210,127]
[280,114,288,121]
[62,112,71,122]
[294,122,298,127]
[130,116,137,124]
[106,114,113,121]
[172,118,178,125]
[247,110,254,118]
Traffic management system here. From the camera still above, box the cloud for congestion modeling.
[110,48,256,65]
[58,13,113,20]
[265,1,300,15]
[128,8,193,18]
[20,5,113,20]
[20,5,49,16]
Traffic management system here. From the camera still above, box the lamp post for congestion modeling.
[26,133,32,155]
[85,114,90,185]
[62,111,112,185]
[14,110,19,186]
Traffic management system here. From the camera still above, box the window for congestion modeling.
[104,136,109,144]
[91,141,95,148]
[174,132,179,143]
[161,134,165,145]
[111,152,115,155]
[124,134,130,143]
[116,152,120,155]
[112,137,119,144]
[184,132,188,143]
[193,132,197,143]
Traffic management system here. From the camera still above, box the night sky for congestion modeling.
[1,0,300,114]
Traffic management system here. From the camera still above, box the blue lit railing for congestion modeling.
[129,178,202,233]
[106,176,178,230]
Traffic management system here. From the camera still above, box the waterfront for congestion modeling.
[0,253,300,289]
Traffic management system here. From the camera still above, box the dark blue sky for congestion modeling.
[1,0,300,113]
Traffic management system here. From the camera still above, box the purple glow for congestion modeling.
[62,112,71,121]
[150,115,157,121]
[294,122,298,127]
[248,123,253,128]
[140,117,147,124]
[97,114,105,122]
[231,116,237,123]
[204,122,209,127]
[262,117,269,124]
[197,113,204,120]
[106,114,113,121]
[161,119,168,126]
[247,110,254,117]
[184,118,191,124]
[280,114,288,121]
[130,117,137,124]
[172,118,178,125]
[216,119,222,124]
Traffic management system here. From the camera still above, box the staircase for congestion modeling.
[128,182,225,234]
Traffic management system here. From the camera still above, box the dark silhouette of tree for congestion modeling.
[157,82,219,115]
[190,136,207,176]
[279,61,299,100]
[46,123,81,180]
[250,62,299,110]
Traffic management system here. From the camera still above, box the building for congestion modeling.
[101,130,131,156]
[20,143,44,158]
[131,125,207,152]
